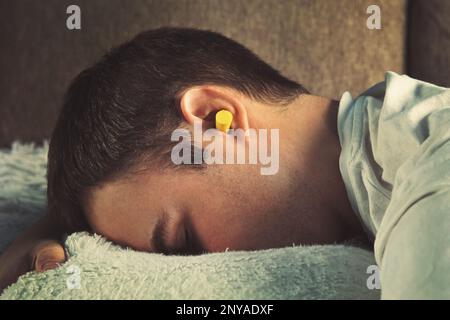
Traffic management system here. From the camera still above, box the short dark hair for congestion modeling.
[47,27,308,232]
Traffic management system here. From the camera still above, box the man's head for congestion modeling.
[48,27,353,255]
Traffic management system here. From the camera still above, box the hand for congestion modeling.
[0,239,66,293]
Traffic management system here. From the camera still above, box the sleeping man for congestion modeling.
[1,28,449,299]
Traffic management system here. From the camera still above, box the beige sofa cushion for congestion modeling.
[0,0,406,145]
[408,0,450,88]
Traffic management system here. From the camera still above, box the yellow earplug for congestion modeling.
[215,110,233,133]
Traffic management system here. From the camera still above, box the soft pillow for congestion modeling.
[1,232,379,299]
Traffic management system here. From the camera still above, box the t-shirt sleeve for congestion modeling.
[374,103,450,299]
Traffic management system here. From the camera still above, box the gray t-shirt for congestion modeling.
[337,71,450,299]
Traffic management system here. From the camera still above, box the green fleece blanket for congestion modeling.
[0,142,379,299]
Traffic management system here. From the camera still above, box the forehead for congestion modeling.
[84,168,205,211]
[81,172,163,250]
[84,171,158,218]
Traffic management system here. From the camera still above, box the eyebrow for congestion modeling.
[151,212,170,254]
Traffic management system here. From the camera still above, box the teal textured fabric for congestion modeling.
[1,233,379,300]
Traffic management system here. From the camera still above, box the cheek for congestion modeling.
[192,203,255,252]
[182,173,261,252]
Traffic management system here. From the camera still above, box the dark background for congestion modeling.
[0,0,449,147]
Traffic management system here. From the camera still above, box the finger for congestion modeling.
[30,240,66,272]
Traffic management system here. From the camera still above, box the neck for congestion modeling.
[268,94,367,244]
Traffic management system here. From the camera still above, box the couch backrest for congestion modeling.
[0,0,409,146]
[408,0,450,88]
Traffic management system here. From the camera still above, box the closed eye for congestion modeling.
[152,213,203,256]
[184,227,189,247]
[158,219,191,256]
[151,211,171,254]
[170,225,191,256]
[168,225,199,256]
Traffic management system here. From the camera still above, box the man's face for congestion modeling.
[83,163,306,255]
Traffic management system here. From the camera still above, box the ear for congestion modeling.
[179,85,249,132]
